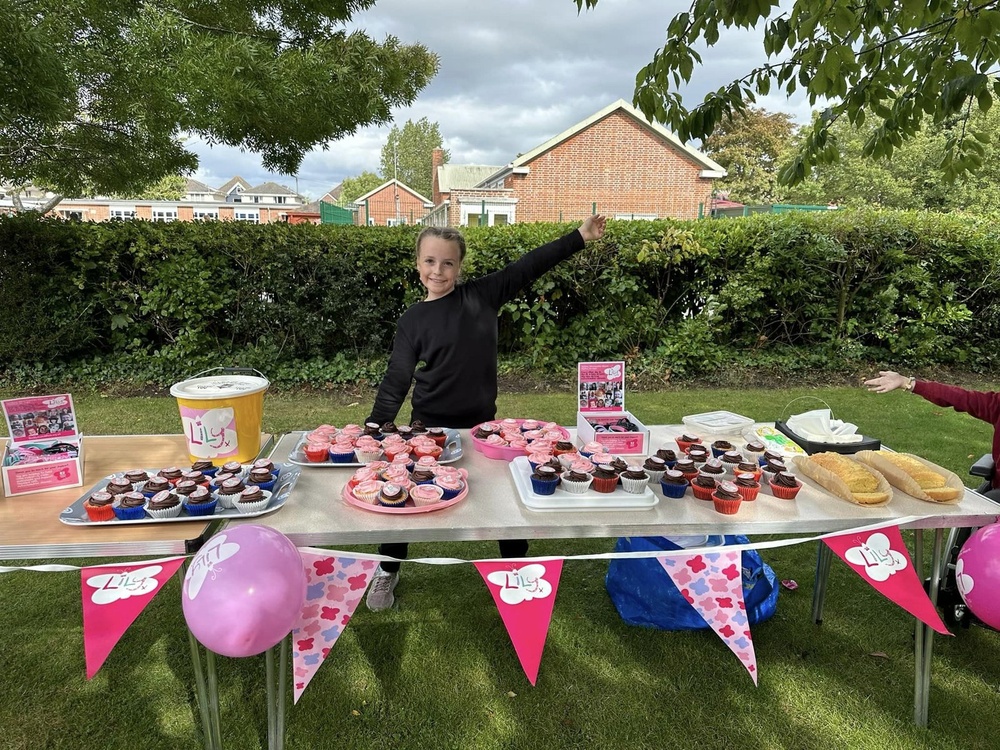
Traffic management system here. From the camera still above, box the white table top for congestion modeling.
[227,426,1000,546]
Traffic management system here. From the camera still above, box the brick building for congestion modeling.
[423,99,725,227]
[352,179,432,226]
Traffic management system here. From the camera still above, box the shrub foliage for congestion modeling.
[1,210,998,388]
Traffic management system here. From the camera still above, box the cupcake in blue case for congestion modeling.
[191,460,218,477]
[433,474,465,500]
[328,444,357,463]
[141,476,171,499]
[530,465,560,495]
[113,492,148,520]
[184,486,219,516]
[246,467,277,492]
[659,470,689,499]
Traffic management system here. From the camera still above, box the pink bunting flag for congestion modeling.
[824,525,950,635]
[658,550,758,684]
[291,552,377,703]
[475,559,563,685]
[81,557,186,679]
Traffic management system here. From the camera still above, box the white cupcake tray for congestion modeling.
[58,463,300,525]
[287,429,463,467]
[508,456,659,512]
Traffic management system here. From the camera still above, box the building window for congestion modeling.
[252,196,261,203]
[234,210,259,223]
[193,210,218,220]
[58,210,83,220]
[275,196,286,204]
[151,209,177,222]
[110,208,136,220]
[493,214,508,226]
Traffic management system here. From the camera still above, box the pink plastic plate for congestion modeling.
[469,419,571,462]
[341,482,469,514]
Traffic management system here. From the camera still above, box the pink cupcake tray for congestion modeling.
[470,420,571,461]
[341,481,469,514]
[58,464,300,526]
[288,429,463,468]
[508,457,659,512]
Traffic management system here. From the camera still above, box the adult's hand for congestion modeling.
[578,214,607,242]
[864,371,910,393]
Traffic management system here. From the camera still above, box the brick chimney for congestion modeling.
[431,148,444,205]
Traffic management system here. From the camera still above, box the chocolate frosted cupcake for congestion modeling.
[106,477,133,496]
[675,458,698,480]
[146,490,182,519]
[181,470,207,486]
[554,440,575,455]
[769,470,802,499]
[184,486,217,516]
[530,465,560,495]
[411,467,436,484]
[609,457,629,475]
[220,461,244,476]
[379,482,408,508]
[113,491,147,520]
[246,467,276,491]
[409,420,428,434]
[712,480,742,514]
[363,421,383,438]
[381,421,399,436]
[473,424,496,440]
[675,433,702,452]
[744,441,767,463]
[590,464,619,494]
[736,461,760,478]
[158,466,183,484]
[721,450,744,473]
[174,479,199,497]
[215,477,246,509]
[691,473,718,500]
[84,490,116,522]
[701,458,726,476]
[124,470,149,491]
[659,469,689,498]
[734,472,760,501]
[620,466,650,494]
[397,426,414,441]
[236,485,270,513]
[142,476,170,498]
[642,456,668,484]
[711,440,734,457]
[252,458,277,477]
[654,447,677,465]
[191,459,217,476]
[761,449,784,467]
[686,444,709,464]
[560,468,593,494]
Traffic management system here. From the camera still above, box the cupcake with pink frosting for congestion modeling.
[433,473,465,500]
[410,483,445,507]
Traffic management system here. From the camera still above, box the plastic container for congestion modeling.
[682,410,754,436]
[170,368,269,465]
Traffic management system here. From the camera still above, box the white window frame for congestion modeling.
[459,200,517,227]
[193,209,219,220]
[151,208,178,222]
[234,209,260,223]
[109,206,136,220]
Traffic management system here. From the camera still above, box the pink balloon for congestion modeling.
[956,522,1000,630]
[183,524,306,657]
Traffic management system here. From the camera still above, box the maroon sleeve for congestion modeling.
[912,380,1000,426]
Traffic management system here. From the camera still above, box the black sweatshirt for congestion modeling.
[368,229,585,429]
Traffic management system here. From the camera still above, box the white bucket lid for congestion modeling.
[170,374,269,400]
[662,534,726,549]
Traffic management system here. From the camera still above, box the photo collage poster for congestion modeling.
[577,361,625,413]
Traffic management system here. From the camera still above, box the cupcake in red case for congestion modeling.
[769,471,803,499]
[675,433,702,453]
[158,467,184,485]
[84,491,116,522]
[734,472,760,501]
[690,473,718,501]
[590,464,619,494]
[712,481,743,515]
[675,458,699,481]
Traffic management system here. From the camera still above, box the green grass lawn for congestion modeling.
[1,385,999,749]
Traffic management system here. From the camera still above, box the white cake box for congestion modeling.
[576,361,649,455]
[2,394,85,497]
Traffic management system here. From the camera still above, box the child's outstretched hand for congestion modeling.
[579,214,607,242]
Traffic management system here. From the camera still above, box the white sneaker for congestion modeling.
[366,567,399,611]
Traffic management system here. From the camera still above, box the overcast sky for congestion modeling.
[190,0,813,200]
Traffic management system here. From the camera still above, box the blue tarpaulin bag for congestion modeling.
[605,535,779,630]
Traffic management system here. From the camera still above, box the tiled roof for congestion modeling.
[244,181,298,196]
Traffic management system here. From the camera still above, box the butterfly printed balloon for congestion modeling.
[183,525,306,657]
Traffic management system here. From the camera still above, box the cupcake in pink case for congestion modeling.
[353,479,385,505]
[411,483,446,507]
[433,473,465,500]
[560,469,593,494]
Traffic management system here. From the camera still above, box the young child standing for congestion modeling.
[365,214,607,610]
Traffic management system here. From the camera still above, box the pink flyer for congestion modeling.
[2,394,78,442]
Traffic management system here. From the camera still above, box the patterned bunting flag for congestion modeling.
[291,552,377,703]
[824,526,950,635]
[658,550,758,684]
[81,557,186,679]
[475,559,563,685]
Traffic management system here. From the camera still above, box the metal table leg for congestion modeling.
[915,528,945,727]
[205,649,223,748]
[266,636,289,750]
[181,560,219,750]
[913,530,925,726]
[811,542,834,624]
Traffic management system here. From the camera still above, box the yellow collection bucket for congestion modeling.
[169,368,270,465]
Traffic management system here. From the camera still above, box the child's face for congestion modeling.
[417,236,462,300]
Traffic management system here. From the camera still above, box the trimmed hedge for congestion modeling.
[1,209,999,388]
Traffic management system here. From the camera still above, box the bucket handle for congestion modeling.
[778,395,835,423]
[189,366,268,380]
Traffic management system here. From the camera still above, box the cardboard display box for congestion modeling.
[2,394,85,497]
[576,361,649,455]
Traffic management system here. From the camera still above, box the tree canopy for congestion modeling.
[1,0,438,201]
[379,118,448,200]
[576,0,1000,184]
[703,108,795,203]
[339,171,384,204]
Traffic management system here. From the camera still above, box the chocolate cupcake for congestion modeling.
[530,465,560,495]
[675,458,698,478]
[721,450,744,472]
[591,464,619,493]
[173,479,199,497]
[642,456,668,483]
[711,440,734,457]
[381,421,399,436]
[712,480,742,514]
[106,477,133,496]
[146,490,182,519]
[246,467,276,491]
[691,473,718,500]
[158,466,183,483]
[659,469,689,498]
[221,460,243,475]
[184,486,217,516]
[124,470,149,489]
[560,468,593,494]
[236,485,270,513]
[734,472,761,501]
[701,458,726,476]
[181,470,207,485]
[409,420,428,434]
[142,476,170,498]
[379,482,408,508]
[363,421,382,438]
[113,491,147,520]
[191,460,216,474]
[655,447,677,464]
[620,466,650,494]
[84,490,116,522]
[215,477,246,509]
[609,457,629,475]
